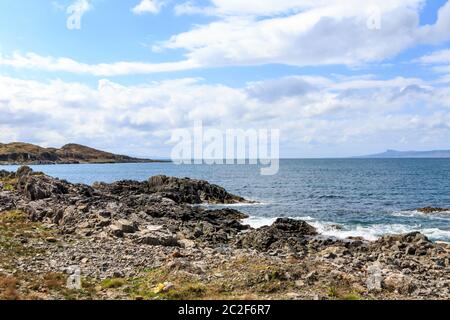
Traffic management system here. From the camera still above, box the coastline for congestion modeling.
[0,160,171,166]
[1,166,449,300]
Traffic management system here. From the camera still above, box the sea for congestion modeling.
[2,159,450,242]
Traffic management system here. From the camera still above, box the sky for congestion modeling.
[1,0,450,158]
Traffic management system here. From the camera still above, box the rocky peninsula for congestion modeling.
[0,167,449,300]
[0,142,164,165]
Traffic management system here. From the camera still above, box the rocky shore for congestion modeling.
[0,167,449,300]
[0,142,163,165]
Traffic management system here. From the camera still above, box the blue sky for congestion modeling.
[1,0,450,158]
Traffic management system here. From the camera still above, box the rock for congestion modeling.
[305,271,318,284]
[383,273,415,294]
[110,219,137,236]
[45,237,57,243]
[406,246,416,255]
[16,166,69,200]
[235,218,317,252]
[319,246,345,259]
[109,225,124,237]
[417,207,449,214]
[133,228,179,247]
[148,175,246,204]
[294,280,305,287]
[178,238,196,249]
[366,263,383,292]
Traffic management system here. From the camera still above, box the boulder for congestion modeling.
[417,207,449,214]
[383,273,415,294]
[109,219,138,237]
[15,166,69,200]
[234,218,317,251]
[133,226,179,246]
[148,175,246,204]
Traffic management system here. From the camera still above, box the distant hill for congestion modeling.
[357,149,450,158]
[0,142,164,165]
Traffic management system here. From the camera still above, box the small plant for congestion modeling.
[327,286,339,298]
[101,278,126,289]
[342,293,361,300]
[43,273,66,290]
[2,184,15,191]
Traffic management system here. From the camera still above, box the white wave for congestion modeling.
[243,215,315,229]
[391,210,450,220]
[243,216,278,229]
[420,228,450,240]
[201,199,271,208]
[244,215,450,242]
[311,222,414,241]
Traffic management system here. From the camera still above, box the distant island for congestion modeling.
[0,142,165,165]
[357,149,450,158]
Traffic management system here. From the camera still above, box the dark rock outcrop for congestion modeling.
[3,167,250,247]
[148,175,246,204]
[16,167,69,201]
[418,207,449,214]
[235,218,318,251]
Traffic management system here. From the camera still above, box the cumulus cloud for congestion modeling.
[0,1,449,76]
[132,0,165,15]
[161,0,450,68]
[1,73,450,157]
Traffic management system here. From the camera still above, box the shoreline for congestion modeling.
[0,160,171,166]
[1,166,449,300]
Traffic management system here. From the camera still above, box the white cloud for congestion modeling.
[418,48,450,75]
[0,1,449,75]
[0,52,199,76]
[1,73,450,157]
[161,0,450,69]
[418,49,450,64]
[132,0,164,15]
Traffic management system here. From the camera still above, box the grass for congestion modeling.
[0,210,98,300]
[326,284,363,300]
[112,256,307,300]
[0,175,17,191]
[0,276,19,300]
[101,278,127,289]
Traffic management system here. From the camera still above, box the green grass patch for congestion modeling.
[101,278,126,289]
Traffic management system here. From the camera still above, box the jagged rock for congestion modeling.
[383,273,415,294]
[148,175,246,204]
[0,191,17,211]
[15,166,69,200]
[132,226,179,247]
[234,218,317,251]
[418,207,449,214]
[110,219,138,237]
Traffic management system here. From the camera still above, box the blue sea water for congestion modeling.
[2,159,450,241]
